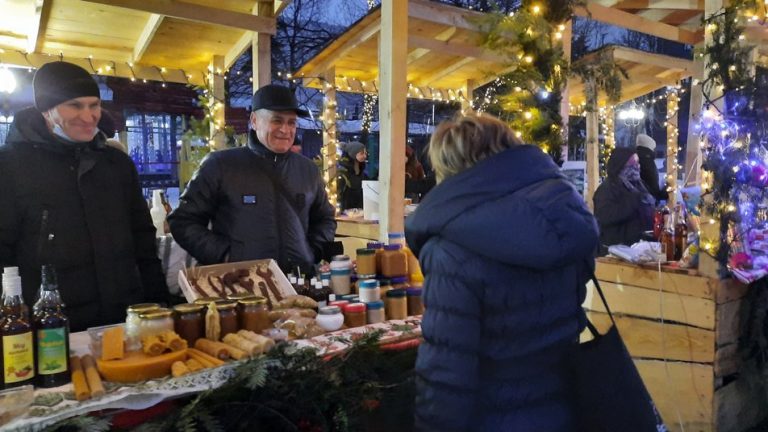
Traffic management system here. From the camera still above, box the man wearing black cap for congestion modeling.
[0,61,168,331]
[168,84,336,274]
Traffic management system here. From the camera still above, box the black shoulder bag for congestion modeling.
[572,275,667,432]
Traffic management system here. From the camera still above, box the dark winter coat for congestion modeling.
[405,145,599,432]
[0,108,168,332]
[337,155,366,210]
[636,145,668,202]
[593,147,656,254]
[168,131,336,273]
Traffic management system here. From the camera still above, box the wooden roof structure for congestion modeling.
[0,0,288,86]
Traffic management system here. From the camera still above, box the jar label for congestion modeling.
[37,328,68,375]
[3,332,35,383]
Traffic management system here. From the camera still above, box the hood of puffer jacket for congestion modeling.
[405,145,599,270]
[5,107,107,153]
[606,146,636,179]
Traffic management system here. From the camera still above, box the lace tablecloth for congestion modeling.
[1,317,422,431]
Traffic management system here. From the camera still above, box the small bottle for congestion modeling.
[150,190,166,238]
[660,213,675,262]
[33,265,70,388]
[673,204,688,261]
[1,267,35,389]
[652,205,668,240]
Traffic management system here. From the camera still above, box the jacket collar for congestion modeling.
[247,129,291,162]
[6,107,107,155]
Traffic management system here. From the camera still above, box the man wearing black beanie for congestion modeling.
[0,61,168,331]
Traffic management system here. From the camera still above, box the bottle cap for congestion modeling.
[365,300,384,310]
[359,279,379,289]
[356,248,375,256]
[366,242,384,249]
[386,289,406,298]
[319,306,342,315]
[383,244,402,251]
[388,232,405,239]
[344,302,366,313]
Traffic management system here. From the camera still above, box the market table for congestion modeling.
[1,318,423,432]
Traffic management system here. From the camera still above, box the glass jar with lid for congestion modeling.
[381,244,407,278]
[366,300,385,324]
[385,289,408,320]
[406,287,424,316]
[237,296,270,334]
[356,248,377,277]
[126,303,160,351]
[138,308,174,342]
[343,303,367,328]
[316,306,344,332]
[214,300,239,338]
[172,303,205,346]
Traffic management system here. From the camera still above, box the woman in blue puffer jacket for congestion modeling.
[405,113,599,431]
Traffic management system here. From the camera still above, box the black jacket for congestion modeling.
[337,155,366,210]
[168,131,336,272]
[636,145,668,202]
[593,147,655,254]
[406,145,598,431]
[0,108,168,331]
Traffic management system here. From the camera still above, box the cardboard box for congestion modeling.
[178,259,296,306]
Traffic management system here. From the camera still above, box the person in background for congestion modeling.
[337,141,367,211]
[405,145,425,181]
[635,133,668,203]
[98,110,128,153]
[168,84,336,275]
[405,113,599,431]
[593,147,656,254]
[0,61,168,331]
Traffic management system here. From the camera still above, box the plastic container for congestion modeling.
[358,279,380,303]
[330,255,352,295]
[0,385,34,426]
[366,301,385,324]
[356,248,377,277]
[87,323,125,359]
[343,303,367,328]
[385,289,408,320]
[406,287,424,316]
[316,306,345,332]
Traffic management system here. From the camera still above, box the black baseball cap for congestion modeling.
[251,84,309,117]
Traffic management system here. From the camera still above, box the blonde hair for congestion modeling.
[428,113,522,183]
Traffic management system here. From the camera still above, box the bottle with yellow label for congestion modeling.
[1,266,35,389]
[33,265,70,388]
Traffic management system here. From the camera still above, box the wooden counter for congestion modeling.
[587,257,762,432]
[335,217,380,253]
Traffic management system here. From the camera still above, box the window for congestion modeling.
[125,111,182,188]
[0,115,13,146]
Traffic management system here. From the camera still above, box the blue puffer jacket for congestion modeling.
[405,145,599,431]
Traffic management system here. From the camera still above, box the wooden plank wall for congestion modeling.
[586,259,752,432]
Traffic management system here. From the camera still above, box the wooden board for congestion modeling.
[636,359,714,432]
[715,298,744,347]
[595,259,716,300]
[586,312,715,363]
[585,279,715,329]
[335,218,380,241]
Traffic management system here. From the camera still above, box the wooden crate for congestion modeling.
[585,258,762,432]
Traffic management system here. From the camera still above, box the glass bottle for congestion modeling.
[660,213,675,262]
[1,267,35,389]
[33,265,70,388]
[653,205,669,240]
[150,190,166,238]
[673,204,688,261]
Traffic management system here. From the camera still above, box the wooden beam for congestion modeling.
[322,67,338,211]
[407,34,505,63]
[611,0,703,9]
[30,0,52,53]
[209,55,226,150]
[666,87,680,209]
[225,31,254,70]
[307,18,380,78]
[417,57,473,86]
[660,9,702,25]
[574,2,702,44]
[585,107,599,211]
[0,47,203,85]
[253,1,273,90]
[461,79,475,113]
[378,0,408,240]
[407,26,457,64]
[132,14,163,63]
[408,0,483,33]
[560,20,572,161]
[81,0,276,34]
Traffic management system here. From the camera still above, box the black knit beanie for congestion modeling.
[33,62,100,112]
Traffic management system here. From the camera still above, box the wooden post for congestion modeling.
[683,60,704,187]
[601,105,615,179]
[585,78,599,211]
[208,55,226,150]
[252,0,273,91]
[461,79,475,114]
[378,0,408,240]
[559,20,572,162]
[666,88,680,210]
[321,67,338,213]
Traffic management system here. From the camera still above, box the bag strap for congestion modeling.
[584,274,615,338]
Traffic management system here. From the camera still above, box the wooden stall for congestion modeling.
[586,258,764,432]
